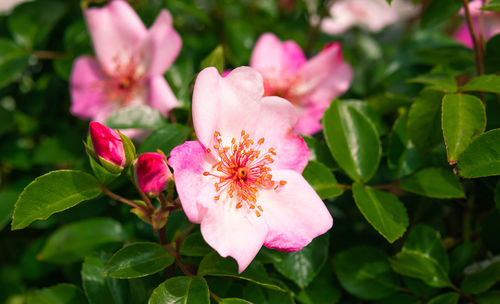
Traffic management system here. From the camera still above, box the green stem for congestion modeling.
[101,186,151,219]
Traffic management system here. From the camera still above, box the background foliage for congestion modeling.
[1,0,500,303]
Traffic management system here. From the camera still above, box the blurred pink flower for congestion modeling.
[455,0,500,48]
[89,121,126,169]
[318,0,417,34]
[250,33,352,135]
[168,67,333,273]
[70,0,181,135]
[135,152,171,196]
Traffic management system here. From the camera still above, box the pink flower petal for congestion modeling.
[84,0,147,75]
[259,170,333,251]
[148,76,179,116]
[255,96,310,173]
[70,56,111,120]
[192,67,264,148]
[293,105,324,135]
[141,10,182,76]
[168,141,213,223]
[295,42,352,107]
[200,200,268,273]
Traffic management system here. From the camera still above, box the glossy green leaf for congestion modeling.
[104,242,174,279]
[302,161,343,199]
[323,99,381,182]
[38,217,126,263]
[352,183,409,243]
[273,234,329,288]
[138,124,192,155]
[200,45,225,74]
[105,105,167,130]
[457,129,500,178]
[295,264,341,304]
[407,89,444,152]
[460,75,500,93]
[408,69,458,92]
[149,276,209,304]
[450,242,480,278]
[8,0,66,48]
[400,168,465,199]
[11,170,102,230]
[391,225,451,288]
[28,284,87,304]
[442,94,486,163]
[427,292,459,304]
[0,38,30,88]
[344,100,388,136]
[483,0,500,11]
[421,0,462,28]
[387,112,425,178]
[302,136,338,169]
[333,246,399,300]
[198,251,285,291]
[476,290,500,304]
[461,261,500,294]
[0,189,19,230]
[179,232,213,257]
[220,299,253,304]
[82,254,121,304]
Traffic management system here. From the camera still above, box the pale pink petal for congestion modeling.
[455,23,474,48]
[84,0,147,75]
[168,141,213,223]
[293,105,324,136]
[141,10,182,76]
[192,67,264,148]
[255,96,310,173]
[259,170,333,251]
[200,200,268,273]
[70,56,110,120]
[148,76,178,116]
[295,43,352,107]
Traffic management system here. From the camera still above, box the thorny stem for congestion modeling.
[101,186,151,219]
[462,0,485,78]
[33,50,67,59]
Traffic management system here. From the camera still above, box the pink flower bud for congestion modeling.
[89,122,126,169]
[135,152,172,196]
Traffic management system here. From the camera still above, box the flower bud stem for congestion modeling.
[101,186,151,220]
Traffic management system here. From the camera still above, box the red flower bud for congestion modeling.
[89,122,126,171]
[135,152,172,196]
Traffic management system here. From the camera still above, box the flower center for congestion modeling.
[203,130,286,217]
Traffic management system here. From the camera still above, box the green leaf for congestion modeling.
[352,183,409,243]
[198,251,285,291]
[295,264,341,304]
[457,129,500,178]
[302,136,338,169]
[38,217,126,263]
[149,276,210,304]
[323,99,381,182]
[11,170,102,230]
[8,0,67,49]
[427,292,459,304]
[28,284,87,304]
[138,124,192,155]
[302,161,343,199]
[495,180,500,212]
[476,290,500,304]
[344,100,388,136]
[105,105,167,130]
[421,0,462,28]
[220,299,253,304]
[0,38,30,88]
[450,242,480,278]
[400,168,465,199]
[390,225,451,288]
[442,94,486,163]
[407,89,444,152]
[104,242,174,279]
[387,112,425,178]
[0,189,19,230]
[82,254,120,304]
[485,34,500,73]
[461,261,500,294]
[333,246,399,300]
[483,0,500,11]
[179,232,213,257]
[460,75,500,93]
[408,69,458,92]
[273,234,329,288]
[200,45,225,74]
[372,294,420,304]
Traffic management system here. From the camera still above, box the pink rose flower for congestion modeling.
[168,67,333,273]
[89,121,126,170]
[250,33,353,135]
[318,0,417,34]
[70,0,181,134]
[135,152,172,196]
[455,0,500,48]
